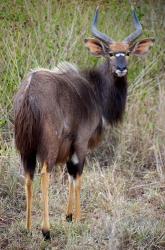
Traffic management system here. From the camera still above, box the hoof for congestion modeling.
[66,214,72,222]
[42,229,51,241]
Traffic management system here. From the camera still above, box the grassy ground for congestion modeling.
[0,0,165,249]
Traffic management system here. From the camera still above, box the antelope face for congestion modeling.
[85,7,155,78]
[110,53,128,77]
[108,43,129,77]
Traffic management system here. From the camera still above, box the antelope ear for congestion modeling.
[84,38,106,56]
[130,38,155,56]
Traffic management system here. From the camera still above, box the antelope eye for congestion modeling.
[109,52,114,57]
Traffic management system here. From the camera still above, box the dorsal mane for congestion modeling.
[31,62,79,75]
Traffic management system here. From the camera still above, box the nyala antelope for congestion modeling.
[14,7,154,240]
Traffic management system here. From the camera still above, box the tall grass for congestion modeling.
[0,0,165,249]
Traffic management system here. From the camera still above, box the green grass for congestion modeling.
[0,0,165,249]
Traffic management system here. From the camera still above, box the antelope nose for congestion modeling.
[117,66,127,71]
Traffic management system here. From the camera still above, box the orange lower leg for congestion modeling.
[66,175,74,221]
[41,163,50,239]
[75,175,82,222]
[25,174,33,230]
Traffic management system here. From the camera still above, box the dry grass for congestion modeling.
[0,0,165,249]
